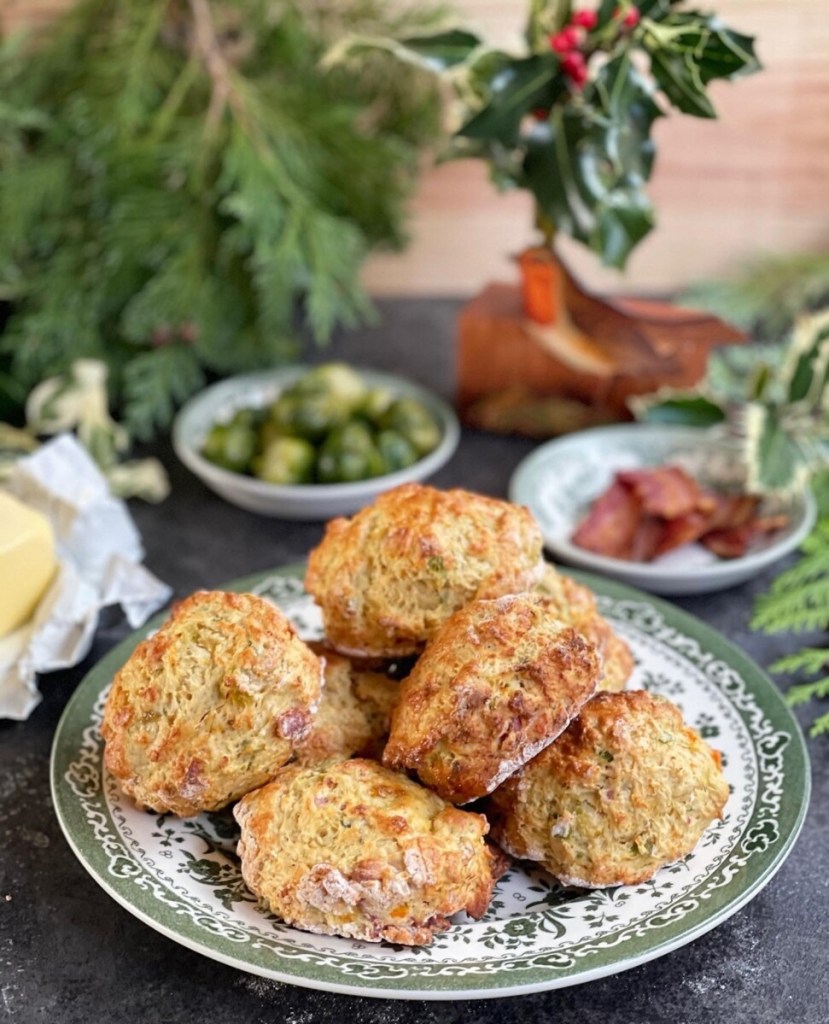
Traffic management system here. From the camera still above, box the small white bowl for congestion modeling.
[173,367,460,520]
[509,424,816,595]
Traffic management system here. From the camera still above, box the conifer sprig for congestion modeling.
[0,0,443,437]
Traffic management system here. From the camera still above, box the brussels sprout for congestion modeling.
[222,423,258,472]
[316,421,386,483]
[202,424,229,465]
[378,398,441,456]
[269,391,347,441]
[228,407,265,431]
[376,429,419,473]
[361,386,395,423]
[252,436,316,485]
[257,417,284,451]
[202,422,257,473]
[291,363,367,413]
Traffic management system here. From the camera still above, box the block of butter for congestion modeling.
[0,492,57,638]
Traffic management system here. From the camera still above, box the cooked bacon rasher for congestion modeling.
[572,465,787,562]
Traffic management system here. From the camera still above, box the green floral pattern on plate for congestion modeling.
[50,567,810,999]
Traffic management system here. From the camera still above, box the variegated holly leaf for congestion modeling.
[745,404,809,493]
[323,26,484,74]
[782,311,829,404]
[644,13,760,118]
[397,28,485,69]
[522,55,661,268]
[457,54,562,147]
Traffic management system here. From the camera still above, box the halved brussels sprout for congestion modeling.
[269,391,348,441]
[360,386,395,423]
[316,421,386,483]
[376,429,419,473]
[291,363,367,413]
[252,436,316,485]
[378,397,441,456]
[202,422,257,473]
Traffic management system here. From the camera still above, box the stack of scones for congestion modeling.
[102,484,729,946]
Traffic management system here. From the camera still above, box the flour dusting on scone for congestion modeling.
[532,564,634,693]
[383,593,601,804]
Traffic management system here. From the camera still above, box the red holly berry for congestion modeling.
[622,6,640,28]
[561,50,588,87]
[531,107,549,121]
[550,26,581,52]
[572,10,599,30]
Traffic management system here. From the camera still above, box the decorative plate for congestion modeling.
[51,566,810,1000]
[509,424,816,595]
[172,367,460,520]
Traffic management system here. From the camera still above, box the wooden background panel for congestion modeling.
[4,0,827,297]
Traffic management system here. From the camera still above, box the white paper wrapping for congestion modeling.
[1,434,172,720]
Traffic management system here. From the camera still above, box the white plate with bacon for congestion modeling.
[509,424,816,595]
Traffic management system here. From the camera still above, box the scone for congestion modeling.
[102,590,323,817]
[383,594,601,804]
[533,564,634,693]
[304,483,544,657]
[293,647,399,766]
[487,690,730,887]
[234,759,508,945]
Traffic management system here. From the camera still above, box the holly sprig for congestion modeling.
[332,1,759,268]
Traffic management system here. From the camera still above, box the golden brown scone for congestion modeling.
[304,483,544,658]
[383,594,601,804]
[293,647,399,766]
[102,591,323,817]
[533,564,634,693]
[487,690,729,888]
[234,759,508,945]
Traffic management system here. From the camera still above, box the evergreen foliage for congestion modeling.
[754,515,829,738]
[683,252,829,341]
[0,0,443,437]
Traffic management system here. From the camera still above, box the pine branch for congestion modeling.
[0,0,444,436]
[122,344,205,441]
[770,648,829,677]
[810,711,829,738]
[787,676,829,708]
[754,513,829,737]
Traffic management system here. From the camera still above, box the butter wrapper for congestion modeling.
[1,434,172,720]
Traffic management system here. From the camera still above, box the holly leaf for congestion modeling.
[522,56,661,268]
[784,313,829,404]
[649,48,716,118]
[323,26,483,74]
[644,13,759,116]
[523,103,655,268]
[636,0,685,18]
[399,28,484,69]
[457,54,560,147]
[636,394,727,427]
[592,53,662,181]
[695,24,761,83]
[745,404,806,493]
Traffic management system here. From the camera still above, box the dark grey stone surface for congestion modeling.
[1,299,827,1023]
